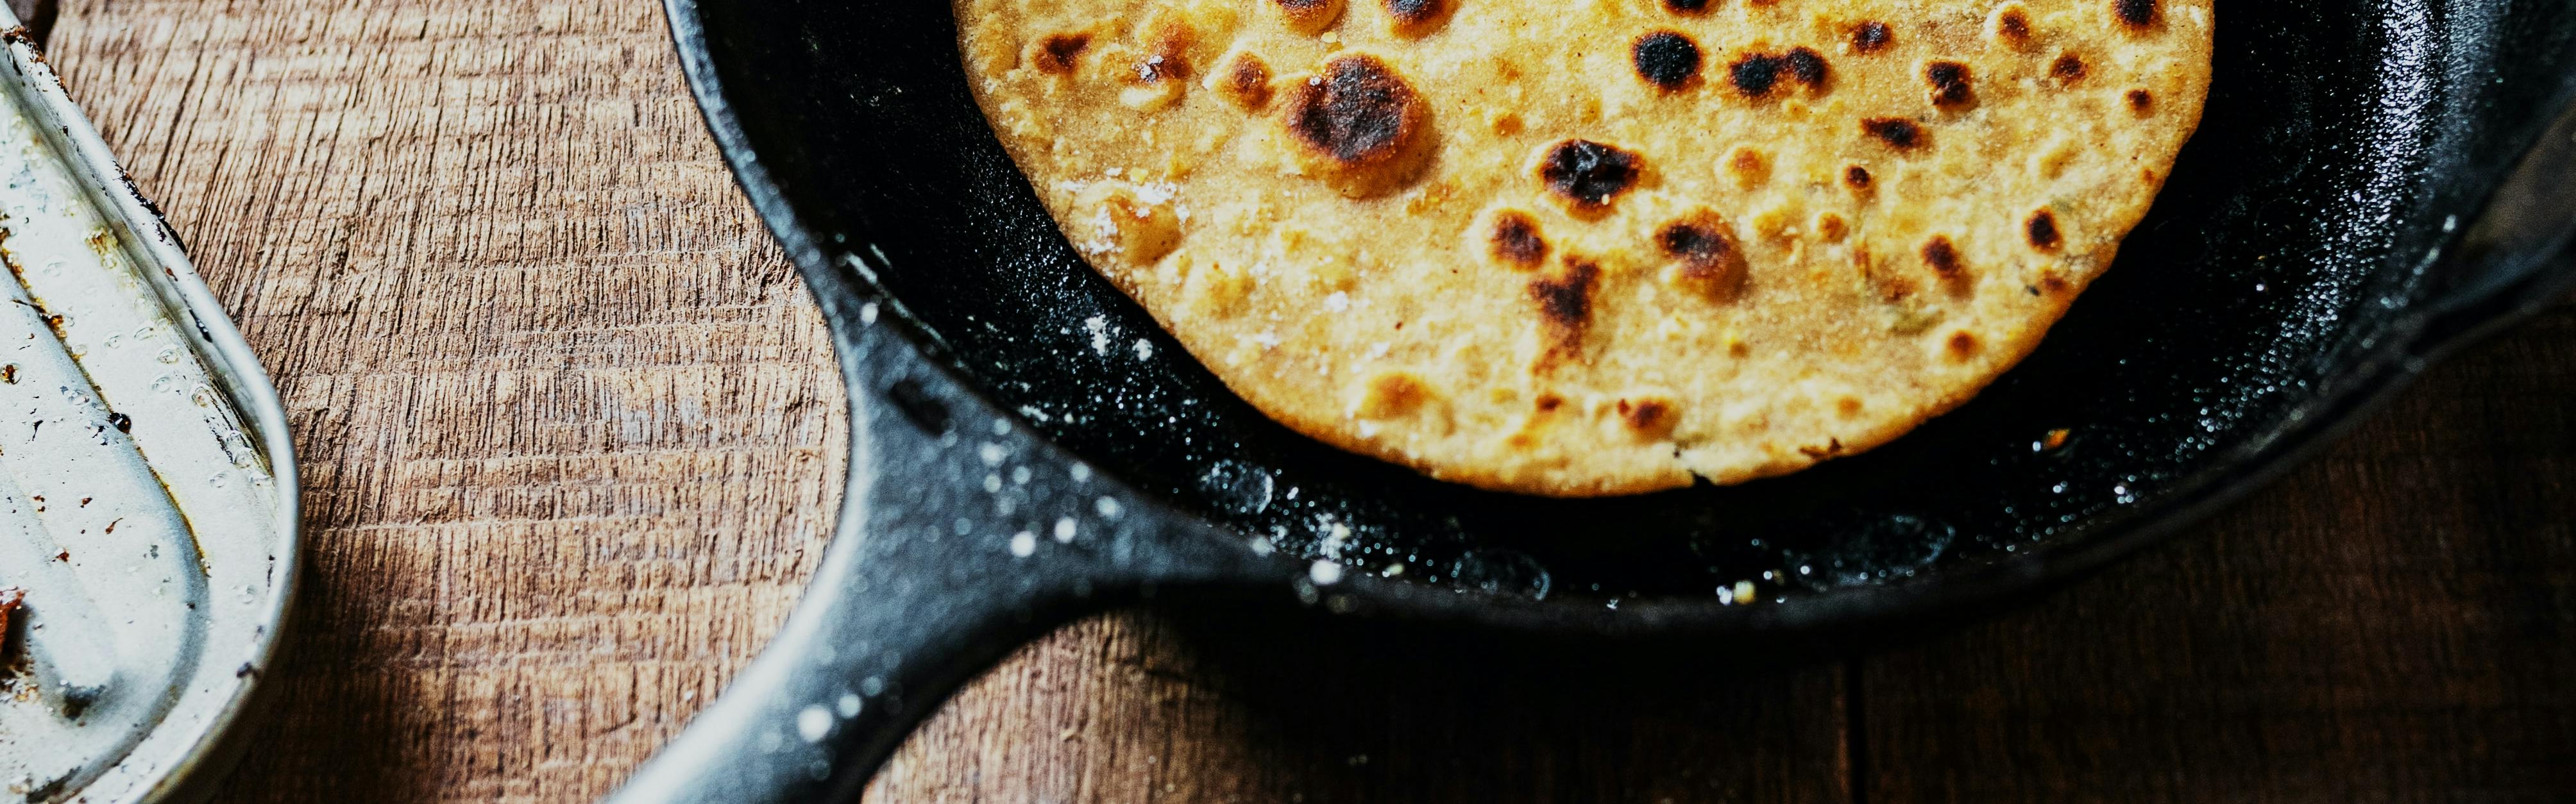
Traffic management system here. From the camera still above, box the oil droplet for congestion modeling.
[1196,460,1275,514]
[1309,560,1344,585]
[1777,514,1954,590]
[1451,549,1552,599]
[797,705,833,742]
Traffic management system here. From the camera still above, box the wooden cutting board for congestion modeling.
[45,1,2573,801]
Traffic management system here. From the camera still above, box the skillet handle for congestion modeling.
[2413,96,2576,353]
[605,292,1285,803]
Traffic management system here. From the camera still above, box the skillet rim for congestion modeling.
[663,0,2576,635]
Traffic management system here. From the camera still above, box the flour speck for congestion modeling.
[1084,315,1112,355]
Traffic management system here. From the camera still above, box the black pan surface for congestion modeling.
[702,0,2568,606]
[611,1,2576,801]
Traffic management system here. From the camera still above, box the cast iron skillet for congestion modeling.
[613,1,2576,801]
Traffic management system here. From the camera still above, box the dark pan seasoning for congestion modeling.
[618,2,2576,800]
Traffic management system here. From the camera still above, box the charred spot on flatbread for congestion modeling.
[1486,209,1550,268]
[1282,54,1434,196]
[2052,53,2088,82]
[1924,60,1974,107]
[1529,256,1602,369]
[1632,31,1703,91]
[1382,0,1450,36]
[1033,33,1092,74]
[1537,139,1643,213]
[1657,210,1748,299]
[1784,47,1829,87]
[1851,21,1894,53]
[2115,0,2158,28]
[2026,210,2063,251]
[1863,117,1927,150]
[1271,0,1345,33]
[1728,53,1784,97]
[1921,236,1963,278]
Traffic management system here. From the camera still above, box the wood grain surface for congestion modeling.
[36,1,2574,802]
[51,3,844,800]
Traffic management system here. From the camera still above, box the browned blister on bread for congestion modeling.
[1279,53,1436,197]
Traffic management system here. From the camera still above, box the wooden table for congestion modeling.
[47,1,2574,801]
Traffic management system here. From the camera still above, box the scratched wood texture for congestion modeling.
[38,1,2575,802]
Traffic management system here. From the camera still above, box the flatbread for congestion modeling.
[955,0,2212,496]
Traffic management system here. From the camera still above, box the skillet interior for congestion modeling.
[693,0,2575,606]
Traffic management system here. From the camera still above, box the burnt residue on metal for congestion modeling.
[0,26,35,70]
[117,170,164,219]
[3,1,51,46]
[0,586,20,649]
